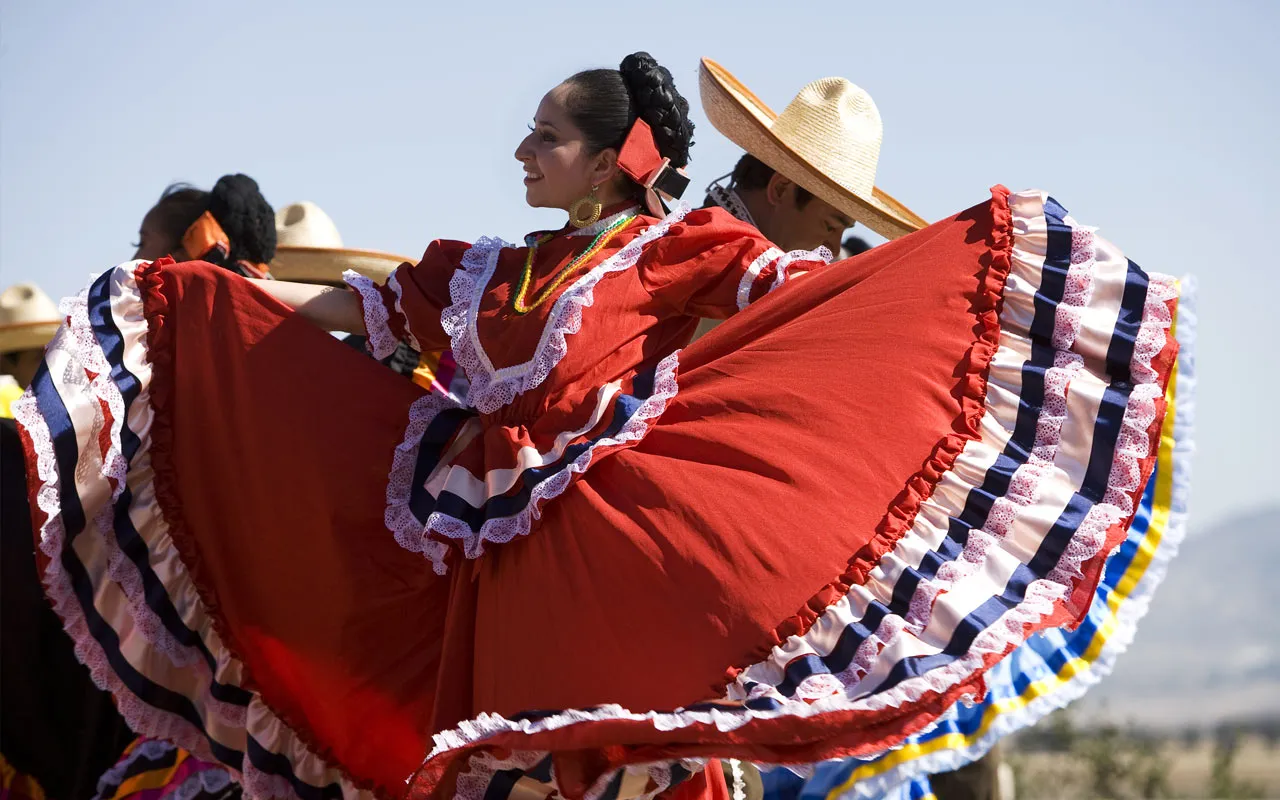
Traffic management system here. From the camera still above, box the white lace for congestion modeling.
[735,248,782,311]
[416,189,1185,779]
[733,247,836,312]
[171,769,235,800]
[343,270,399,360]
[442,203,691,414]
[383,391,465,575]
[728,760,747,800]
[706,178,758,228]
[802,277,1199,800]
[386,351,681,574]
[455,751,695,800]
[734,245,834,312]
[94,739,180,798]
[55,278,250,724]
[58,289,196,669]
[19,262,370,800]
[771,246,833,287]
[387,273,421,351]
[455,750,550,800]
[901,349,1083,632]
[13,386,231,769]
[730,192,1175,709]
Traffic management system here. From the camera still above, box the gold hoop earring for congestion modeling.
[568,185,602,229]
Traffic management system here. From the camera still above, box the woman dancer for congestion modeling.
[14,52,1182,799]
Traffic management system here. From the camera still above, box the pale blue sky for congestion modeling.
[2,0,1276,530]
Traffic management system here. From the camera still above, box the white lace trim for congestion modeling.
[387,351,681,574]
[383,390,464,575]
[442,203,691,415]
[811,277,1199,800]
[414,189,1184,780]
[770,247,833,292]
[455,750,696,800]
[59,288,200,672]
[94,739,181,798]
[18,262,367,800]
[735,248,782,312]
[57,286,249,731]
[29,273,246,727]
[734,246,831,312]
[455,750,551,800]
[728,759,747,800]
[171,769,235,800]
[730,192,1177,708]
[388,273,421,351]
[13,387,230,770]
[343,269,398,360]
[96,740,235,800]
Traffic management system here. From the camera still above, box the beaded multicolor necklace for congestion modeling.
[510,212,637,315]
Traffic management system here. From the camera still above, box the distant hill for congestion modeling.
[1075,506,1280,729]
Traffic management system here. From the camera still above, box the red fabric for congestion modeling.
[617,119,664,187]
[462,198,1001,722]
[389,206,783,386]
[671,762,729,800]
[141,260,439,793]
[122,190,1173,799]
[364,206,817,558]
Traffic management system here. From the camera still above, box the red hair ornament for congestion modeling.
[617,119,690,216]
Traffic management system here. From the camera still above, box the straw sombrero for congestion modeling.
[0,283,61,354]
[269,201,414,285]
[699,58,927,240]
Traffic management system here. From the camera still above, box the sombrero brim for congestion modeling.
[0,321,61,354]
[269,246,415,286]
[699,58,928,241]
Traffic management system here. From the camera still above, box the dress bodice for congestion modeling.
[344,202,831,573]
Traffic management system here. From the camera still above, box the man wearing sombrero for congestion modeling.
[699,59,1196,800]
[690,59,930,342]
[700,59,1024,800]
[697,60,983,800]
[698,58,927,254]
[0,283,61,417]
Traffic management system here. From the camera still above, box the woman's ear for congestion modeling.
[589,148,621,188]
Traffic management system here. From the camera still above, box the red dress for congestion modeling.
[14,188,1180,800]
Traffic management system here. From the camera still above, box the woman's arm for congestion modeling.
[250,280,365,334]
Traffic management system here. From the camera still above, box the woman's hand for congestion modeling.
[250,280,365,334]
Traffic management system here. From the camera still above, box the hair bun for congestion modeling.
[208,173,277,263]
[618,52,694,168]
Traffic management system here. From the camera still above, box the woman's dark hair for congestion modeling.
[146,183,208,246]
[148,174,276,263]
[563,52,695,192]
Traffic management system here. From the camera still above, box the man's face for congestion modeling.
[755,176,855,254]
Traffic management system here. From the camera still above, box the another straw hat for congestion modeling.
[699,58,927,240]
[269,201,414,285]
[0,283,61,354]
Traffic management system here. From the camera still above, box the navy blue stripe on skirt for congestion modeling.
[765,202,1076,699]
[871,249,1152,693]
[409,366,660,533]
